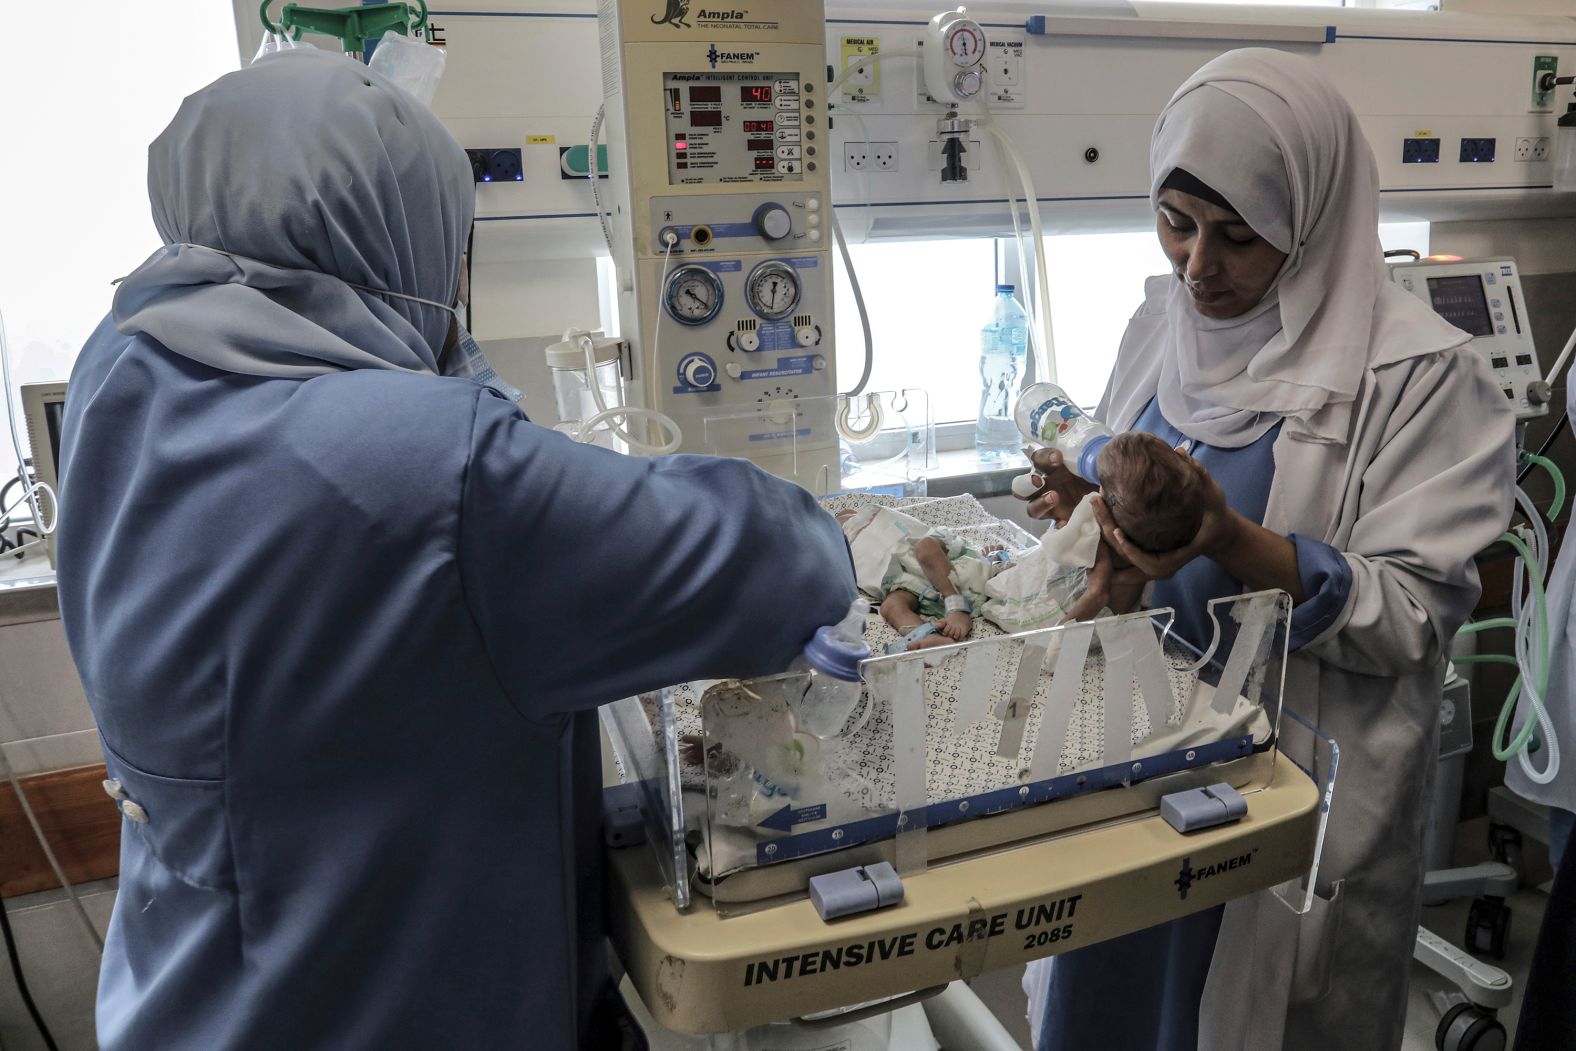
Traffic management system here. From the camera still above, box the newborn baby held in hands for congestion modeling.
[846,433,1205,652]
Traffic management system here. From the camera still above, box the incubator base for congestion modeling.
[609,750,1320,1035]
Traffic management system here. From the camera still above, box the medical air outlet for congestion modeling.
[598,0,839,490]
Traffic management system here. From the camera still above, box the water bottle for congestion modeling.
[787,601,871,739]
[976,285,1030,463]
[1014,382,1114,484]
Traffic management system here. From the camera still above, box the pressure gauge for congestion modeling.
[924,9,989,105]
[664,265,724,326]
[945,21,984,66]
[746,261,801,320]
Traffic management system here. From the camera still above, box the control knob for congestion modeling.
[753,203,793,241]
[679,353,717,389]
[1528,380,1552,406]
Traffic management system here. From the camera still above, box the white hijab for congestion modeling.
[1150,49,1391,447]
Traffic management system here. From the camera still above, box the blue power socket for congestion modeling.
[1402,137,1440,164]
[1459,138,1497,163]
[465,148,524,183]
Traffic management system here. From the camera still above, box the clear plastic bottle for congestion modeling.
[976,285,1029,463]
[1014,381,1114,484]
[788,601,871,739]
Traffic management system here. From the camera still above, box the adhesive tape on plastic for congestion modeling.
[1011,473,1041,500]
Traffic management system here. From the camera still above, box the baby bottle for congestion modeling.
[1013,382,1114,490]
[788,601,871,739]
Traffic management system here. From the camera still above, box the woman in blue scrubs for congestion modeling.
[55,48,854,1051]
[1024,49,1514,1051]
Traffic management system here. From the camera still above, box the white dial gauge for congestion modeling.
[947,22,985,67]
[664,265,724,326]
[746,261,801,320]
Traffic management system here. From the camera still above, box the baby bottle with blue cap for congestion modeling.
[788,601,871,739]
[1013,381,1114,487]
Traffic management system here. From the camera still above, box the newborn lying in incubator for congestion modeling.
[843,433,1206,652]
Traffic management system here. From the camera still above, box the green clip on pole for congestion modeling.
[260,0,429,54]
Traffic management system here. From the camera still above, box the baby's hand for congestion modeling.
[940,611,972,640]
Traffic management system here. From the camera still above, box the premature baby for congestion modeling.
[844,432,1206,652]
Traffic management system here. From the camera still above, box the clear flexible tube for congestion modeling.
[998,139,1045,374]
[977,118,1055,385]
[570,332,682,455]
[588,106,616,258]
[829,208,874,399]
[573,242,684,456]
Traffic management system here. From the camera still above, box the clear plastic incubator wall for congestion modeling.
[604,499,1315,905]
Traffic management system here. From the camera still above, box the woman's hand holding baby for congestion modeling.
[1091,447,1240,581]
[1022,448,1099,525]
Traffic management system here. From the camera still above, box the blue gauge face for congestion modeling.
[746,261,800,320]
[665,265,725,326]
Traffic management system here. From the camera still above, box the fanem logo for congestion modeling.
[1174,852,1253,900]
[707,44,760,67]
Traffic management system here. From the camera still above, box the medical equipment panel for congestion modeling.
[1390,258,1549,419]
[20,382,67,567]
[598,0,839,487]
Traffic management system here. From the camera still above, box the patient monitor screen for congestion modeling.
[1426,274,1493,337]
[663,72,803,185]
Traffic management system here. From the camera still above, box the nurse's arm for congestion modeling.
[458,393,857,716]
[1293,349,1515,677]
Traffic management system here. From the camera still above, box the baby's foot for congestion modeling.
[907,631,957,652]
[939,611,973,640]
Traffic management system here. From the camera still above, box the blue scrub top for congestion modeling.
[56,321,857,1051]
[1036,397,1351,1051]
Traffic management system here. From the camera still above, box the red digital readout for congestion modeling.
[754,156,776,170]
[742,120,774,133]
[746,138,774,152]
[742,85,772,103]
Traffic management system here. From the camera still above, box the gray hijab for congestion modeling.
[112,48,474,378]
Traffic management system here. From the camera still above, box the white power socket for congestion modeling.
[1515,136,1552,162]
[847,142,897,171]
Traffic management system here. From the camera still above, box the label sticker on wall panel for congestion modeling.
[839,37,882,103]
[526,135,556,145]
[986,39,1025,110]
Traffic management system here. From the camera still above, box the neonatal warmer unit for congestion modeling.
[598,0,843,490]
[602,495,1334,1034]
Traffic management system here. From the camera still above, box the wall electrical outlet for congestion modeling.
[1533,136,1551,161]
[1402,137,1440,164]
[1459,137,1497,163]
[871,142,898,170]
[845,143,869,171]
[466,148,524,183]
[1516,137,1536,162]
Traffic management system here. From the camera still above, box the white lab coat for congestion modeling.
[1099,277,1517,1051]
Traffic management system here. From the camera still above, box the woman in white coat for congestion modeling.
[1025,49,1517,1050]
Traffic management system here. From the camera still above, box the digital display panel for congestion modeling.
[663,72,802,184]
[1427,274,1494,337]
